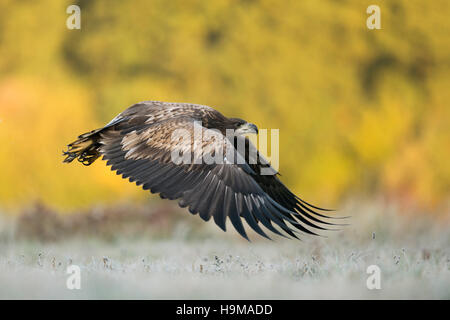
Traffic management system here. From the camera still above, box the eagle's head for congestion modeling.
[228,118,259,135]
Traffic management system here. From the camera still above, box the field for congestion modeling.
[0,201,448,299]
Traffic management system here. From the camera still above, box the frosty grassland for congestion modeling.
[0,201,448,299]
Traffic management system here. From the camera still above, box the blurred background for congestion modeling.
[0,0,449,300]
[0,0,448,218]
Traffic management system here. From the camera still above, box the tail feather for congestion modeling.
[63,129,103,166]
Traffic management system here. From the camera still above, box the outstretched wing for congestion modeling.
[98,114,334,240]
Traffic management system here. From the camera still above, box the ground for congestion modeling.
[0,202,448,299]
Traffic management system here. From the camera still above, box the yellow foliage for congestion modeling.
[0,0,448,213]
[0,77,145,211]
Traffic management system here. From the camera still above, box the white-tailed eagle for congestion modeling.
[63,101,342,240]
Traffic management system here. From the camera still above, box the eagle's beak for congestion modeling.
[235,122,258,135]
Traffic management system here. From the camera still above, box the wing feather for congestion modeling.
[90,101,342,240]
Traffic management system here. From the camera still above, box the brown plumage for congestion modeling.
[63,101,343,240]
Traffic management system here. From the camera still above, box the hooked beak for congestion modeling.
[235,122,259,135]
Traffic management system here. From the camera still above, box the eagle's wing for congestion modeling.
[99,116,327,240]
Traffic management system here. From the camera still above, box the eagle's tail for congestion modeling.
[63,129,103,166]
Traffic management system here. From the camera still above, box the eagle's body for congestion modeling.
[64,101,340,240]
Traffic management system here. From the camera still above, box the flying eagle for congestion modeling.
[63,101,342,240]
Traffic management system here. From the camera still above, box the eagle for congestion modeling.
[63,101,342,240]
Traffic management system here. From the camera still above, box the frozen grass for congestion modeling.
[0,201,449,299]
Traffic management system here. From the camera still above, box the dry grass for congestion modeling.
[0,201,449,299]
